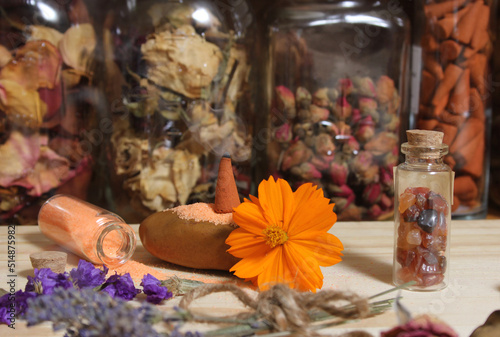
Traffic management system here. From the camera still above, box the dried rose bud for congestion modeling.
[312,88,330,107]
[274,122,292,143]
[332,195,355,213]
[275,85,296,120]
[384,114,400,131]
[376,75,395,104]
[327,88,339,102]
[297,109,311,121]
[359,97,378,115]
[329,161,349,186]
[353,76,376,97]
[351,108,362,125]
[379,193,393,210]
[379,167,394,189]
[350,151,374,177]
[310,105,330,123]
[338,78,354,96]
[364,131,398,156]
[328,184,355,199]
[290,162,322,180]
[342,136,360,155]
[311,154,334,172]
[296,86,312,109]
[383,147,399,172]
[334,96,352,120]
[281,140,313,171]
[367,204,383,219]
[355,116,375,143]
[381,315,458,337]
[363,183,382,205]
[333,121,351,139]
[314,133,335,156]
[293,122,313,139]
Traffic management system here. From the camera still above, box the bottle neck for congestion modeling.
[405,154,444,165]
[94,215,136,267]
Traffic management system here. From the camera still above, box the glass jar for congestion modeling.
[38,194,136,266]
[104,0,255,222]
[0,0,102,225]
[393,130,453,291]
[412,0,497,219]
[256,0,410,221]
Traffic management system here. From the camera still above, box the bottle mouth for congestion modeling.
[96,224,137,267]
[401,142,449,158]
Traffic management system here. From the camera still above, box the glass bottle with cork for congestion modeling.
[393,129,454,291]
[38,194,137,267]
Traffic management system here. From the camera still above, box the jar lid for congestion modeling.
[406,130,444,147]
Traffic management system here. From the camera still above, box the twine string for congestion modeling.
[178,283,372,337]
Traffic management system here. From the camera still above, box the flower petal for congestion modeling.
[288,197,336,236]
[258,177,287,227]
[293,232,343,266]
[233,200,269,235]
[256,247,289,290]
[226,228,270,258]
[230,256,265,280]
[284,242,323,291]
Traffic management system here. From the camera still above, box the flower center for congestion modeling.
[263,225,288,248]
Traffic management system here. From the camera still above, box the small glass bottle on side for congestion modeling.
[38,194,136,266]
[393,130,453,291]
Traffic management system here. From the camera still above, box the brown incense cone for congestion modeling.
[420,71,438,105]
[470,53,488,95]
[421,33,439,51]
[417,118,439,131]
[452,1,484,45]
[435,16,456,40]
[450,118,484,154]
[471,5,490,48]
[469,88,485,122]
[214,154,240,214]
[424,53,444,80]
[447,68,470,114]
[440,40,462,62]
[424,0,467,19]
[440,110,466,126]
[454,175,478,202]
[460,132,484,178]
[431,64,463,107]
[434,123,458,146]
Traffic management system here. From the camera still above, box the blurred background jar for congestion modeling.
[255,0,410,221]
[0,0,102,225]
[101,0,255,222]
[411,0,497,219]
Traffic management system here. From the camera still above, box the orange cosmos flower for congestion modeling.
[226,176,343,292]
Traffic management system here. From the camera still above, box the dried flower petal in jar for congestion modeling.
[106,0,254,222]
[393,130,453,291]
[257,0,410,221]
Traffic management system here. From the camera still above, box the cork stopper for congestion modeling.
[30,251,67,273]
[214,154,241,214]
[406,130,444,147]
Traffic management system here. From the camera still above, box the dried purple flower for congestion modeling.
[141,274,173,304]
[69,260,108,289]
[0,290,37,324]
[101,273,141,301]
[25,268,73,295]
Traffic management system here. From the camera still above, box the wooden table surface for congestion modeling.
[1,220,499,336]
